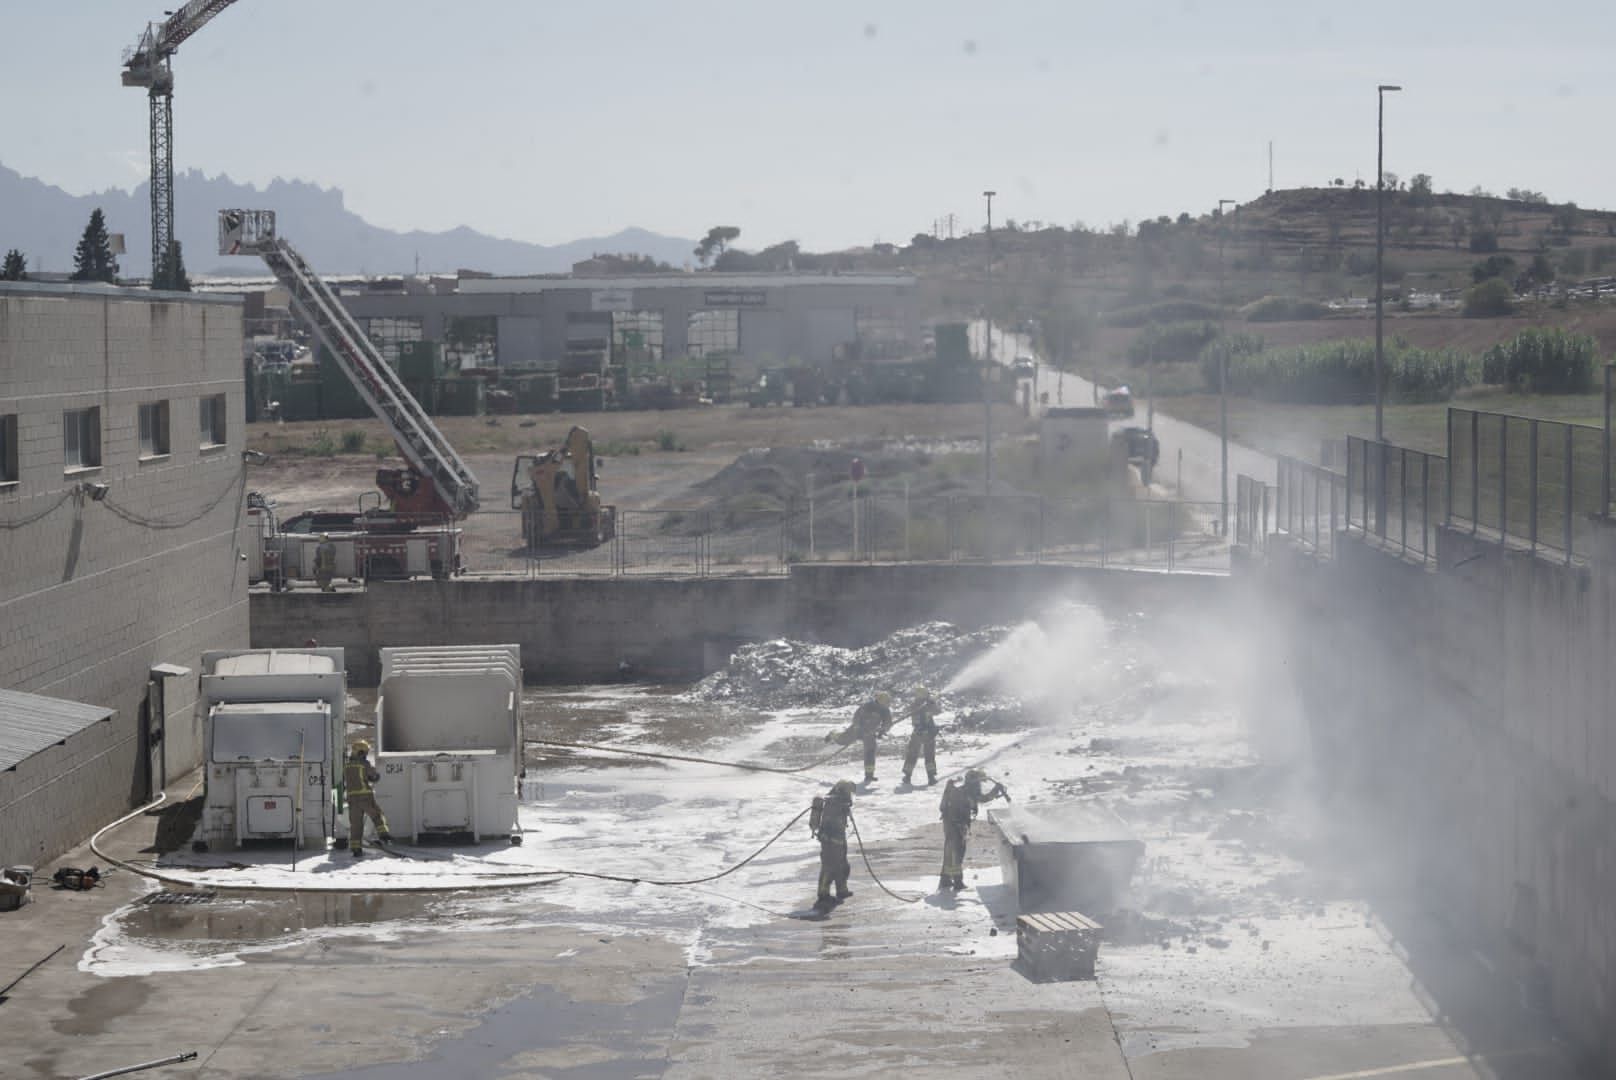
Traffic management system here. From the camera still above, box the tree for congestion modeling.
[1409,174,1433,197]
[1528,252,1556,286]
[1463,277,1515,318]
[153,239,191,292]
[70,208,118,283]
[1380,170,1399,190]
[693,226,741,267]
[1,249,24,281]
[1472,254,1516,283]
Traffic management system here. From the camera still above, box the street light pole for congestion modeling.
[983,189,996,498]
[1375,84,1401,444]
[1217,198,1236,534]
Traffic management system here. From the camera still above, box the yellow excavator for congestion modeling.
[510,426,617,549]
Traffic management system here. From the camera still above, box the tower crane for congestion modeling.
[121,1,241,287]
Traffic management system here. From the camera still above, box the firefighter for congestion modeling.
[824,691,893,782]
[809,780,856,914]
[314,533,337,592]
[901,688,941,787]
[343,740,390,857]
[938,768,1009,892]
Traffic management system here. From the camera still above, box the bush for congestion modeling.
[1198,334,1267,390]
[1127,321,1220,365]
[1469,229,1500,253]
[1213,338,1473,404]
[340,430,367,453]
[655,429,684,452]
[1479,328,1597,393]
[1463,278,1515,317]
[308,428,336,457]
[1242,295,1332,322]
[1471,255,1516,283]
[1102,299,1223,328]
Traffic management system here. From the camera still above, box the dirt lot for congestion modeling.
[246,402,1039,573]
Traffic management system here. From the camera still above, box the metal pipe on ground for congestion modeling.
[77,1051,198,1080]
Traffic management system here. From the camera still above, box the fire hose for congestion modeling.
[528,737,852,775]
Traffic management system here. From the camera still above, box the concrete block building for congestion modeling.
[0,282,249,868]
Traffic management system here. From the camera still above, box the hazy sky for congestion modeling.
[4,1,1612,250]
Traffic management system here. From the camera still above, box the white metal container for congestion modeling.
[192,649,346,851]
[372,645,522,843]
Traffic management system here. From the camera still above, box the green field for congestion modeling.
[1159,388,1607,461]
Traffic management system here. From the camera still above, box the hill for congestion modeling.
[0,164,695,278]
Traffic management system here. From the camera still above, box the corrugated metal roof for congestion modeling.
[0,688,116,771]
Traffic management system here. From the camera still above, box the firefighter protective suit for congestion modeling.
[343,742,390,855]
[810,780,856,913]
[902,689,940,786]
[938,769,1008,891]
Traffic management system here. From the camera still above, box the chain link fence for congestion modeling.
[1448,408,1609,563]
[516,494,1230,576]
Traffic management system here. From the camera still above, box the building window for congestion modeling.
[199,394,227,448]
[365,316,424,366]
[63,407,101,470]
[0,414,17,484]
[138,401,171,459]
[686,309,739,357]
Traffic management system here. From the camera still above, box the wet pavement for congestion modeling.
[3,602,1587,1077]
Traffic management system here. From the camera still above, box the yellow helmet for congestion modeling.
[912,688,932,704]
[874,691,892,707]
[352,740,371,755]
[319,533,331,541]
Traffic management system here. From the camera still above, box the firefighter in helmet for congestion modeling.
[809,779,856,914]
[314,533,337,592]
[937,768,1009,891]
[901,687,941,787]
[826,691,893,783]
[343,740,390,857]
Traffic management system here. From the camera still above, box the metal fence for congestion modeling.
[1447,408,1608,563]
[1345,436,1446,565]
[517,494,1230,577]
[1274,455,1346,558]
[1235,474,1270,554]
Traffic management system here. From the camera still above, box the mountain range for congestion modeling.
[0,164,696,278]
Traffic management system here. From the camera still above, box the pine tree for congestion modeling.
[154,239,191,292]
[70,208,118,284]
[0,249,24,281]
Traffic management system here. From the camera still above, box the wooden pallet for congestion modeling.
[1016,910,1101,981]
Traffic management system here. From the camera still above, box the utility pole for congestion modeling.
[983,190,997,499]
[1375,84,1402,444]
[1218,198,1237,535]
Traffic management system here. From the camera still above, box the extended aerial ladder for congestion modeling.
[123,1,241,287]
[220,210,481,519]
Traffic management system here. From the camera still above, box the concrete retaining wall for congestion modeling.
[1251,527,1616,1068]
[250,564,1229,686]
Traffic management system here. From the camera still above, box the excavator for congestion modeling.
[510,427,617,549]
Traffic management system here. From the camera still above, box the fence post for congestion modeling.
[1100,501,1109,568]
[1528,421,1539,554]
[1345,442,1355,533]
[1497,417,1507,549]
[1037,497,1046,564]
[1444,409,1453,527]
[1394,448,1404,553]
[1329,472,1339,556]
[1421,452,1430,563]
[1605,363,1613,520]
[1470,410,1479,535]
[1564,422,1574,563]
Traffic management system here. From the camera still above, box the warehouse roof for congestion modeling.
[0,688,115,771]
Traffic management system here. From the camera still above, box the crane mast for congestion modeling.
[219,210,481,519]
[122,1,240,287]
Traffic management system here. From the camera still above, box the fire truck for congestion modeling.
[223,210,480,586]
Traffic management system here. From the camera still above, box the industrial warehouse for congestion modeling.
[5,3,1616,1080]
